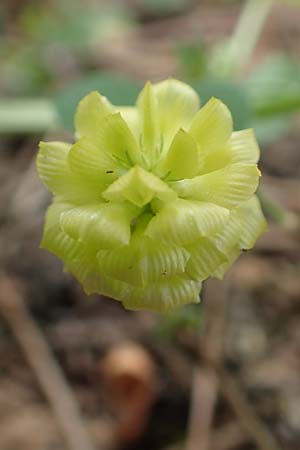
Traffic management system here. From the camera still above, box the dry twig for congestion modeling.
[0,275,96,450]
[185,278,230,450]
[220,369,282,450]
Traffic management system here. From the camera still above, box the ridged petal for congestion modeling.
[145,199,229,245]
[37,141,104,203]
[60,203,136,249]
[213,195,267,254]
[118,106,140,139]
[185,238,227,281]
[212,247,241,280]
[92,113,141,167]
[102,165,177,207]
[197,129,260,175]
[123,275,201,313]
[153,79,200,151]
[68,137,118,184]
[137,82,160,167]
[189,97,232,152]
[155,129,201,180]
[97,236,190,286]
[75,91,114,139]
[171,163,260,208]
[229,129,260,164]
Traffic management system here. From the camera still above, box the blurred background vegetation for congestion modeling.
[0,1,300,450]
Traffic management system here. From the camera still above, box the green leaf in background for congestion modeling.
[246,54,300,118]
[245,54,300,143]
[176,41,208,81]
[251,114,294,145]
[154,304,203,340]
[54,72,142,132]
[137,0,192,16]
[192,79,253,131]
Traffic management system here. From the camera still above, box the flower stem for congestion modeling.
[227,0,274,76]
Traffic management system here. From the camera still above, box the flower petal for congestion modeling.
[123,275,201,313]
[97,236,189,286]
[229,129,260,164]
[189,97,233,152]
[212,196,267,254]
[185,238,227,281]
[153,78,200,150]
[41,201,81,261]
[145,199,229,245]
[212,247,241,280]
[68,137,118,184]
[137,82,160,167]
[37,141,104,203]
[102,165,177,207]
[75,91,114,139]
[93,113,141,167]
[155,129,201,180]
[171,163,260,208]
[118,106,140,139]
[60,203,136,249]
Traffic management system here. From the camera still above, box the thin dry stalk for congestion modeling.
[0,276,96,450]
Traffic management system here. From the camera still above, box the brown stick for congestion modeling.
[186,367,218,450]
[0,276,96,450]
[220,369,282,450]
[185,278,230,450]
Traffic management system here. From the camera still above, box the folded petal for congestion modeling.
[137,82,160,168]
[189,97,233,152]
[102,165,177,207]
[185,238,227,281]
[118,106,140,139]
[171,163,260,208]
[93,113,141,167]
[41,202,104,294]
[229,129,260,164]
[196,129,260,175]
[145,199,229,245]
[154,129,202,180]
[37,141,104,203]
[153,78,200,151]
[212,247,241,280]
[68,137,118,184]
[75,91,114,139]
[123,275,201,313]
[97,236,189,286]
[212,195,267,254]
[60,202,136,249]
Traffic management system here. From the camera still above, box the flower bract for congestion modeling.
[37,79,266,312]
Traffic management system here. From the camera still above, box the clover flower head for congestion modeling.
[37,79,266,312]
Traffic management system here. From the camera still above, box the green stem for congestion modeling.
[227,0,274,75]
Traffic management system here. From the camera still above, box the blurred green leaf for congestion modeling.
[176,41,207,81]
[137,0,191,16]
[251,114,293,145]
[0,99,58,134]
[246,54,300,117]
[154,304,203,340]
[193,79,253,130]
[54,72,142,131]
